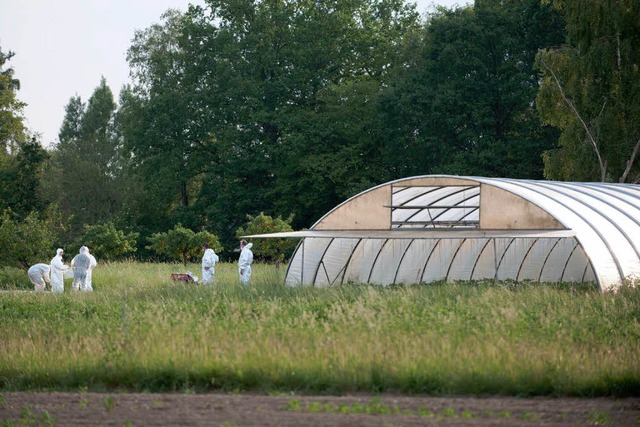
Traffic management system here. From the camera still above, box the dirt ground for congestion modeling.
[1,392,639,426]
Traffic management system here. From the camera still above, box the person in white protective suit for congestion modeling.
[201,243,219,285]
[27,263,51,292]
[238,240,253,287]
[70,246,91,292]
[82,246,98,291]
[49,248,69,293]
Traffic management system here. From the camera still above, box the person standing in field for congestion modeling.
[70,246,91,292]
[50,248,69,293]
[83,246,98,291]
[238,239,253,287]
[28,263,51,292]
[201,243,219,285]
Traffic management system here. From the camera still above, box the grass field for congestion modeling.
[0,261,639,397]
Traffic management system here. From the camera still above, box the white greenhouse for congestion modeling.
[246,175,640,292]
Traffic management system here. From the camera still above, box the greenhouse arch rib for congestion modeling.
[243,176,640,292]
[504,180,640,280]
[483,178,640,290]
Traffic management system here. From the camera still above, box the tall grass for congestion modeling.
[1,261,638,396]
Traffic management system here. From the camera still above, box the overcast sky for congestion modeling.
[0,0,471,147]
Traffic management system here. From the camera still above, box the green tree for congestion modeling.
[123,9,209,234]
[147,224,222,265]
[120,0,421,253]
[112,86,171,247]
[536,0,640,182]
[183,0,420,241]
[76,223,139,261]
[236,212,298,266]
[0,208,64,269]
[0,46,27,155]
[57,95,84,147]
[48,78,124,232]
[0,138,50,217]
[270,78,390,227]
[0,48,50,221]
[382,0,565,179]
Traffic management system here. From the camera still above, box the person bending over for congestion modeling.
[28,263,51,292]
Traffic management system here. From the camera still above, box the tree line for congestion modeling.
[1,0,639,267]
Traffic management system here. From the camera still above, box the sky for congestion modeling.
[0,0,471,147]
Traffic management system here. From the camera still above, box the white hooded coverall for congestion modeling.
[201,248,219,285]
[49,248,69,293]
[28,263,51,292]
[238,243,253,286]
[71,247,91,292]
[82,246,98,291]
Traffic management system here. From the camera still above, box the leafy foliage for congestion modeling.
[381,0,565,179]
[123,9,210,235]
[236,212,298,265]
[0,46,27,155]
[536,0,640,182]
[0,266,30,290]
[147,224,222,265]
[0,47,50,221]
[134,0,423,247]
[0,208,65,269]
[0,138,50,217]
[76,223,139,261]
[47,78,126,233]
[16,1,640,265]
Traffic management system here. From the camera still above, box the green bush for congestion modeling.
[0,266,31,290]
[0,208,63,269]
[236,212,299,265]
[76,222,139,261]
[147,224,222,265]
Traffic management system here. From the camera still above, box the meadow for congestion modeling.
[0,261,639,397]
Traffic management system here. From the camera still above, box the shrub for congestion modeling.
[76,222,139,261]
[147,224,222,265]
[0,266,31,290]
[0,208,63,269]
[236,212,299,265]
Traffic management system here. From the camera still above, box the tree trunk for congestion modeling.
[180,181,189,207]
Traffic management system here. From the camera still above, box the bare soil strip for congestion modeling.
[1,392,639,426]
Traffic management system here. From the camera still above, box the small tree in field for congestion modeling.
[0,207,64,269]
[236,212,298,267]
[147,224,222,266]
[77,223,139,261]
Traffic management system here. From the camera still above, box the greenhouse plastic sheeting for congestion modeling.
[245,176,640,291]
